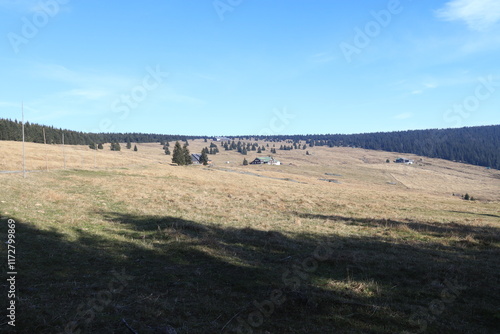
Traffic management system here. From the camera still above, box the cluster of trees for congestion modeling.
[171,141,192,166]
[279,143,307,150]
[222,140,267,155]
[201,142,220,155]
[163,141,171,155]
[88,143,104,150]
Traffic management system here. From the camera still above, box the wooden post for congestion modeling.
[22,102,26,178]
[43,127,48,171]
[62,133,66,169]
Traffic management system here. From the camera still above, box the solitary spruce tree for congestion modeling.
[200,151,209,165]
[172,141,185,165]
[134,145,138,151]
[183,143,192,165]
[111,142,121,151]
[243,158,248,166]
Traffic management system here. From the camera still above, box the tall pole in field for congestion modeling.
[43,127,48,171]
[22,102,26,178]
[62,132,66,169]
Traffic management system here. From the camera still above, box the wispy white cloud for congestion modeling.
[0,101,21,108]
[33,63,132,89]
[411,81,438,95]
[309,51,336,64]
[394,112,413,120]
[436,0,500,31]
[61,89,111,100]
[156,87,206,106]
[0,0,46,12]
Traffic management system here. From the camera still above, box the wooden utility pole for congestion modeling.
[22,102,26,178]
[62,133,66,169]
[43,127,48,171]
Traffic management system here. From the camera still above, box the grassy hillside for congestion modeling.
[1,140,499,333]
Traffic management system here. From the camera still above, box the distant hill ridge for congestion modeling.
[0,118,498,169]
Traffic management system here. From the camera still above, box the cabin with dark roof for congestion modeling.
[191,154,212,165]
[250,156,281,165]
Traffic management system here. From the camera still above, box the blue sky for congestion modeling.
[1,0,499,136]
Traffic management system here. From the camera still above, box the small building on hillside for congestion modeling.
[250,156,281,165]
[214,136,231,142]
[191,154,212,165]
[394,158,414,164]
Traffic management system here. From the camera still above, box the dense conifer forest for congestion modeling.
[252,125,500,169]
[0,118,204,146]
[1,118,498,169]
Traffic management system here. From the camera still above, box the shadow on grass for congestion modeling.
[1,212,499,333]
[295,212,500,244]
[447,210,500,219]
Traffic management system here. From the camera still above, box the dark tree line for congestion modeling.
[249,125,500,169]
[1,118,498,169]
[0,118,205,146]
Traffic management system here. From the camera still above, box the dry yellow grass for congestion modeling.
[0,139,499,333]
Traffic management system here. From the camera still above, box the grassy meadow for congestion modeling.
[1,139,499,333]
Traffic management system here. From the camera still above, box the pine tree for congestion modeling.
[126,140,132,149]
[200,151,209,165]
[257,148,262,153]
[98,143,104,150]
[111,142,121,151]
[134,145,138,151]
[165,147,171,155]
[243,158,248,165]
[172,141,185,165]
[183,143,192,165]
[89,143,96,150]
